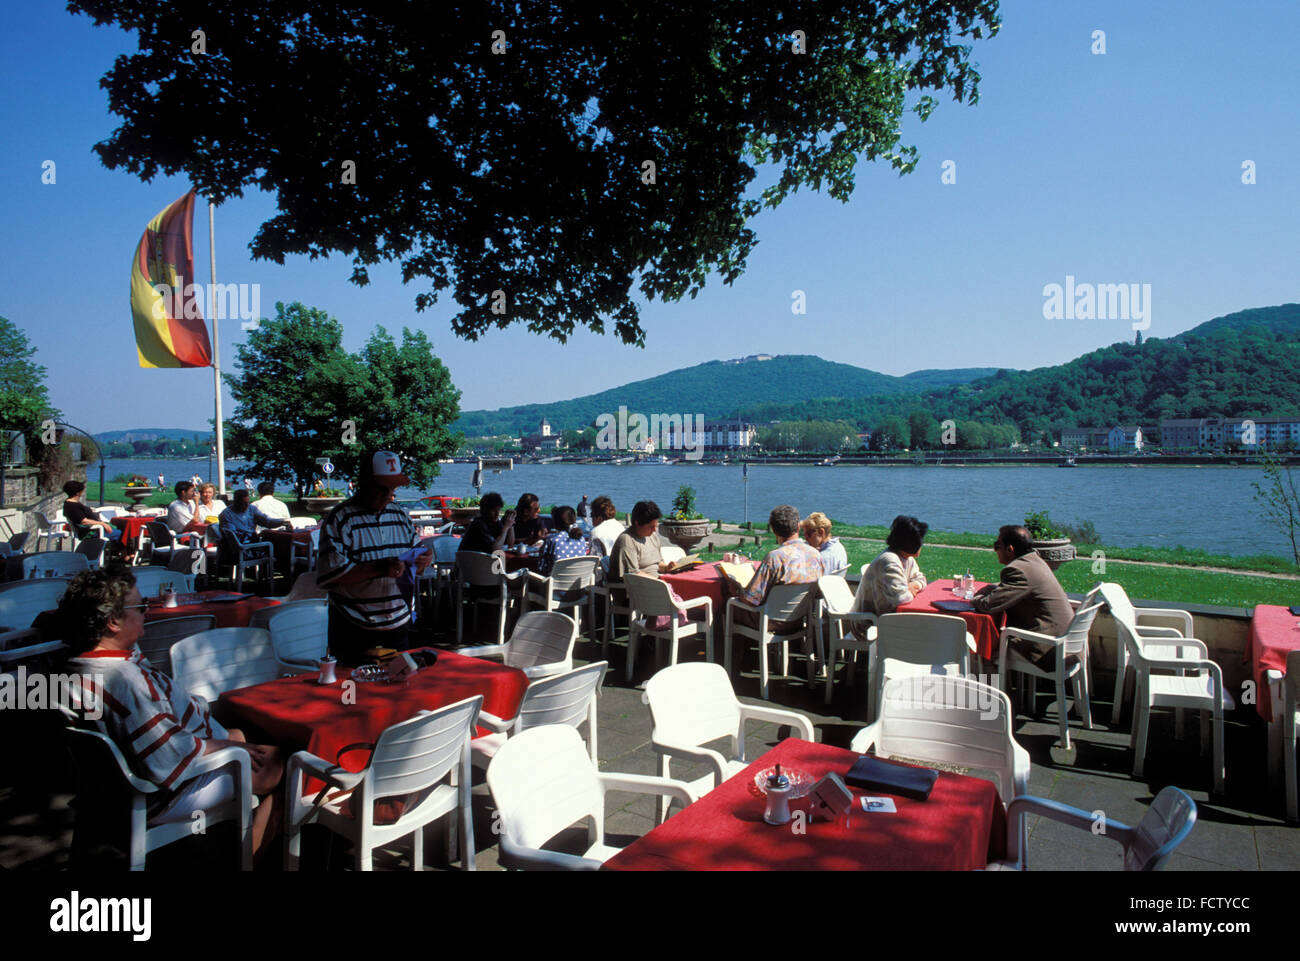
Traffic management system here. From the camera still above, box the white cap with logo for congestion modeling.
[369,451,410,487]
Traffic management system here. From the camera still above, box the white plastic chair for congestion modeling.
[171,627,279,702]
[132,566,191,598]
[21,551,89,579]
[1097,582,1201,725]
[991,785,1197,871]
[34,512,70,552]
[255,599,328,673]
[850,675,1029,803]
[622,573,713,682]
[486,724,694,870]
[61,712,254,870]
[454,550,523,646]
[74,535,110,570]
[521,555,599,642]
[269,569,327,604]
[147,520,199,566]
[285,695,482,872]
[642,661,816,823]
[997,594,1104,750]
[417,534,460,621]
[458,610,577,680]
[1123,620,1232,795]
[137,614,217,676]
[1282,650,1300,820]
[869,612,973,725]
[473,661,607,769]
[0,577,71,633]
[815,574,878,704]
[219,529,274,593]
[724,582,816,700]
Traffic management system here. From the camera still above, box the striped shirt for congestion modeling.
[70,647,227,792]
[317,500,419,630]
[740,537,824,608]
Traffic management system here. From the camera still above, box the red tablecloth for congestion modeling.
[603,738,1006,871]
[259,526,316,572]
[143,591,280,629]
[661,561,757,622]
[219,649,528,788]
[111,514,158,546]
[898,579,1004,660]
[1249,604,1300,720]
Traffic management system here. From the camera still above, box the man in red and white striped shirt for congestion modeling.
[61,569,283,860]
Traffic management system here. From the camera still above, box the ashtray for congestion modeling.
[750,767,815,799]
[350,664,391,683]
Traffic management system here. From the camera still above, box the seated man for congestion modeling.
[457,492,514,554]
[972,525,1074,665]
[724,505,822,634]
[219,488,292,543]
[61,568,283,859]
[609,501,672,582]
[166,480,204,536]
[252,481,291,529]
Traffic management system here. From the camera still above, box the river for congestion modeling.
[93,458,1291,560]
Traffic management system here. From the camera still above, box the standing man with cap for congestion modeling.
[317,451,433,665]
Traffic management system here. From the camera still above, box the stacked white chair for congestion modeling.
[1097,582,1201,724]
[472,661,607,769]
[171,627,279,702]
[621,573,713,682]
[643,661,815,822]
[285,696,482,871]
[458,610,578,680]
[869,612,972,724]
[486,724,693,870]
[815,574,878,704]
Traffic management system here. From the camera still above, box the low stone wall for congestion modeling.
[0,467,39,505]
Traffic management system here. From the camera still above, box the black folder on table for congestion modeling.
[845,755,939,801]
[932,599,975,613]
[1290,606,1300,617]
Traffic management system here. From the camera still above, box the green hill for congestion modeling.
[93,428,212,443]
[738,304,1300,439]
[454,355,1003,435]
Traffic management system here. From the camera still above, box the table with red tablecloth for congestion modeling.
[602,737,1005,871]
[143,591,280,629]
[259,526,317,575]
[1249,604,1300,721]
[112,514,204,556]
[661,561,757,623]
[898,579,1004,660]
[219,649,528,790]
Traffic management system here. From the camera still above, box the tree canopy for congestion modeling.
[224,301,461,496]
[71,0,1000,346]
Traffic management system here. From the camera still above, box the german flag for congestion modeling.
[129,190,213,368]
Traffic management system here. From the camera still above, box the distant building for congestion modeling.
[1224,416,1300,449]
[1108,425,1148,451]
[1059,427,1110,449]
[519,418,564,452]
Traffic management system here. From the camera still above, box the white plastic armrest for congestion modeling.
[0,640,68,664]
[1136,608,1194,634]
[524,571,549,588]
[1134,625,1185,638]
[187,745,253,782]
[599,772,696,809]
[287,750,367,792]
[1006,795,1135,846]
[1141,654,1218,676]
[521,662,568,680]
[498,836,604,871]
[476,710,513,734]
[651,738,732,784]
[456,643,507,660]
[678,595,712,612]
[0,628,42,649]
[1001,626,1061,647]
[1153,637,1209,658]
[849,721,881,754]
[726,596,759,613]
[1266,669,1284,683]
[965,631,978,654]
[739,705,815,741]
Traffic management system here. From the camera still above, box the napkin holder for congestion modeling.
[809,772,854,820]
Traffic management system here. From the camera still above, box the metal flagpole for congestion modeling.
[208,200,227,496]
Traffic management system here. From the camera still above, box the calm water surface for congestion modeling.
[99,459,1287,560]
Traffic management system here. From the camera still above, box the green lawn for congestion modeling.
[698,531,1298,609]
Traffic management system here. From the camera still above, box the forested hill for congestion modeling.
[454,356,1000,435]
[740,304,1300,434]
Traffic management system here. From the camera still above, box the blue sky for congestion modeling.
[1,1,1297,433]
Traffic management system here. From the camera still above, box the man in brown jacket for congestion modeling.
[972,525,1074,661]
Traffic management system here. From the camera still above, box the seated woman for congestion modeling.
[457,492,513,554]
[510,492,546,546]
[196,483,228,523]
[588,496,624,558]
[800,511,848,576]
[60,568,283,860]
[856,514,928,615]
[538,505,590,575]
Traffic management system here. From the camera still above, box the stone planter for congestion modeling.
[447,506,481,524]
[301,496,346,515]
[658,518,712,553]
[124,486,154,512]
[1030,537,1076,570]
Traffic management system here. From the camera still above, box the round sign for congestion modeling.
[322,462,335,475]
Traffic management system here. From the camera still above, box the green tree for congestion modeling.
[0,315,57,443]
[1253,455,1300,564]
[73,1,1000,346]
[870,415,909,451]
[908,410,940,449]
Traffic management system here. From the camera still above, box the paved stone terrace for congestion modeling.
[2,605,1295,872]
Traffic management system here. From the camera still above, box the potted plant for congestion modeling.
[1024,510,1076,570]
[123,475,154,512]
[658,485,711,552]
[302,485,347,515]
[447,496,482,524]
